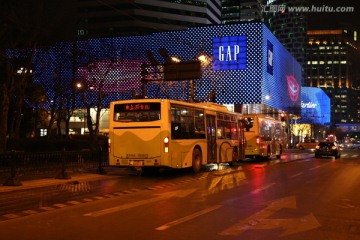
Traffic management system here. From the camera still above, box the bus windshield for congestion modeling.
[114,102,161,122]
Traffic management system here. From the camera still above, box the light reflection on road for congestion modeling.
[206,166,247,195]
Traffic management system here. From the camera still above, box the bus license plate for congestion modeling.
[130,160,144,166]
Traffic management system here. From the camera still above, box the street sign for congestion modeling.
[164,61,201,81]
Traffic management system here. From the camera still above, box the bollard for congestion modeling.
[3,150,23,186]
[55,148,71,179]
[96,147,107,175]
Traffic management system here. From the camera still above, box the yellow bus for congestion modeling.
[243,114,285,160]
[108,99,246,173]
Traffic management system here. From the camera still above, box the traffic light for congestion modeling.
[280,113,285,122]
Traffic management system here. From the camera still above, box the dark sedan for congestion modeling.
[315,141,341,159]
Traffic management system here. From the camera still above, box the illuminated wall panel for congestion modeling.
[32,22,301,113]
[262,25,302,115]
[300,87,331,125]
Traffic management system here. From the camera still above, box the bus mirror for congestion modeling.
[243,118,253,131]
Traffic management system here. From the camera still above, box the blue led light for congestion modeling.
[31,22,301,111]
[300,87,330,124]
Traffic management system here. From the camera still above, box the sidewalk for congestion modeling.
[0,151,310,193]
[0,167,134,193]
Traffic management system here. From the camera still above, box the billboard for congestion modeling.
[212,35,247,70]
[300,87,331,125]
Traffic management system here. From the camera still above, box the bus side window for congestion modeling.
[149,112,159,120]
[224,122,231,139]
[171,122,182,139]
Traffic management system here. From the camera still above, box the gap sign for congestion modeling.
[212,36,247,71]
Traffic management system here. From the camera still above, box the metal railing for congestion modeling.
[0,149,109,184]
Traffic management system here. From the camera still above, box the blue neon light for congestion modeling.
[300,87,330,124]
[267,40,273,75]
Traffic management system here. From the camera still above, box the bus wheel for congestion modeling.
[192,148,202,173]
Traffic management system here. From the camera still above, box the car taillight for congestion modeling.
[256,136,260,144]
[164,137,169,153]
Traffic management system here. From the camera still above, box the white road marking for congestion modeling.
[309,166,321,171]
[289,172,304,178]
[219,196,320,237]
[250,183,276,194]
[84,189,196,217]
[156,205,222,230]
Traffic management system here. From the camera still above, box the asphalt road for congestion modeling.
[0,149,360,240]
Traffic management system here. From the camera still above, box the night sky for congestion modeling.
[1,0,359,45]
[307,0,360,30]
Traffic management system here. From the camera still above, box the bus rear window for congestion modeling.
[114,103,161,122]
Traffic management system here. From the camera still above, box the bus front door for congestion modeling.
[206,114,217,163]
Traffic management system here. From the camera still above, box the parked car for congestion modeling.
[297,139,319,150]
[340,141,360,149]
[315,141,341,159]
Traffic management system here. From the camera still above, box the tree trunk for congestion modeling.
[0,61,14,152]
[0,83,10,152]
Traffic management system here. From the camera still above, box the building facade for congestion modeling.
[294,87,330,140]
[306,29,360,124]
[77,0,222,38]
[28,22,301,134]
[221,0,264,24]
[262,0,307,84]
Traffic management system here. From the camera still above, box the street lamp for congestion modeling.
[197,54,211,66]
[171,56,181,63]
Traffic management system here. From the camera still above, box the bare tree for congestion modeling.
[0,0,76,151]
[0,1,39,151]
[77,59,113,148]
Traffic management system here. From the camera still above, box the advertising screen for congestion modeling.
[261,26,302,115]
[300,87,331,125]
